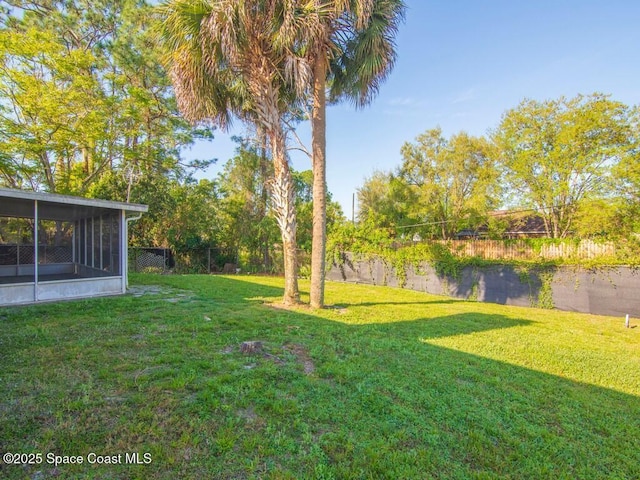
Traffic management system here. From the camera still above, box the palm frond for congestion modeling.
[329,0,405,107]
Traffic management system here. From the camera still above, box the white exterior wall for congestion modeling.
[0,284,35,306]
[0,277,125,306]
[38,277,124,303]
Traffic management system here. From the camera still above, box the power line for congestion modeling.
[395,203,579,230]
[396,220,456,229]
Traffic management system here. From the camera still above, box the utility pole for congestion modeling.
[352,193,355,224]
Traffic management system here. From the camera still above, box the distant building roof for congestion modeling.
[499,213,547,237]
[455,210,548,239]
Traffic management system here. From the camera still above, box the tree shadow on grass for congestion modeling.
[1,274,639,479]
[201,277,640,478]
[331,299,462,308]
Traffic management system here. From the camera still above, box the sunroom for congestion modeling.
[0,188,147,306]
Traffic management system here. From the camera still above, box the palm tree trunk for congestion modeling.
[310,57,327,308]
[259,133,271,271]
[270,127,300,305]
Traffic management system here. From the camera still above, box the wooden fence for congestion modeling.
[435,239,616,261]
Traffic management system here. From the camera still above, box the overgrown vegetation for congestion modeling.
[358,94,640,241]
[327,221,640,290]
[1,2,638,278]
[1,275,638,479]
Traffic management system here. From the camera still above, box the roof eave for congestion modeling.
[0,187,148,213]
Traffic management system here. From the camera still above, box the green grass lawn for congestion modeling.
[1,274,639,479]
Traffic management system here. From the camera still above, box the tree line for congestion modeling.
[0,0,215,195]
[0,0,406,307]
[357,93,640,240]
[3,2,638,307]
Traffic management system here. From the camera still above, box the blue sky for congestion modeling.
[188,0,640,216]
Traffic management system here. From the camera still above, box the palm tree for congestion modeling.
[306,0,406,308]
[157,0,316,304]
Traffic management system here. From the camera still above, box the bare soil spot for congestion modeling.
[128,285,195,303]
[237,406,259,422]
[235,340,315,375]
[264,301,348,315]
[284,343,315,375]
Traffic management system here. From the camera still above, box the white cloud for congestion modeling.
[452,88,477,104]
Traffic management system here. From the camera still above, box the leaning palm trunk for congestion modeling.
[269,127,300,304]
[310,55,327,308]
[248,61,301,304]
[157,0,306,305]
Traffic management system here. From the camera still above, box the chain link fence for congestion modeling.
[0,245,32,265]
[129,247,310,275]
[129,248,173,273]
[129,247,240,274]
[40,245,73,264]
[0,245,73,265]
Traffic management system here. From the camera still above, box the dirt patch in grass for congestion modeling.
[234,340,315,375]
[284,343,315,375]
[264,301,312,312]
[128,284,195,303]
[237,406,260,423]
[265,301,348,315]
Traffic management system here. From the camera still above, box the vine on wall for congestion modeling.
[327,233,640,310]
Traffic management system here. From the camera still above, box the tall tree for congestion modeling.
[398,128,499,239]
[157,0,314,304]
[302,0,405,308]
[614,106,640,205]
[494,93,637,238]
[357,170,414,229]
[0,25,109,192]
[0,0,211,194]
[217,139,278,271]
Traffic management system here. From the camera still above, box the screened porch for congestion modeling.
[0,188,147,306]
